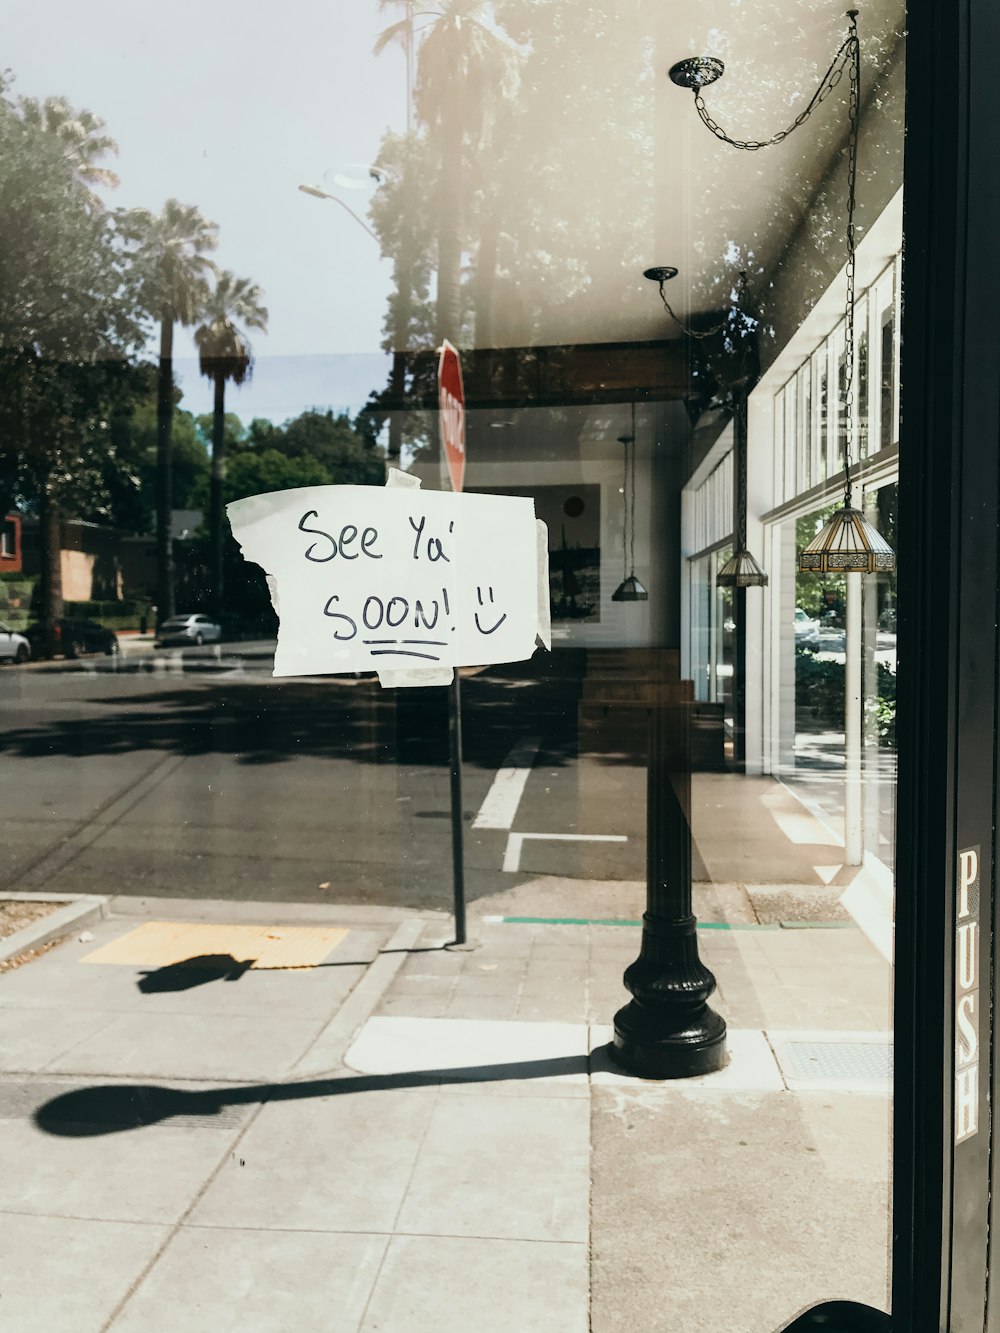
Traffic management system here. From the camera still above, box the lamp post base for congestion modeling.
[611,1002,727,1079]
[610,913,727,1079]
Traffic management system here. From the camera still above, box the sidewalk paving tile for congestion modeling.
[0,1008,121,1074]
[443,994,520,1021]
[0,1117,234,1224]
[377,994,452,1018]
[43,1012,329,1082]
[359,1235,588,1333]
[1,958,371,1021]
[345,1015,589,1085]
[395,1092,589,1242]
[516,999,589,1023]
[112,1227,389,1333]
[0,1213,169,1333]
[189,1086,438,1234]
[590,1083,891,1333]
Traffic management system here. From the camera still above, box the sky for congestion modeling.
[4,0,408,420]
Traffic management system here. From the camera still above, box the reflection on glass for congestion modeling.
[0,1,904,1327]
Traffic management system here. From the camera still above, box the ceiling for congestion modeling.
[423,0,906,352]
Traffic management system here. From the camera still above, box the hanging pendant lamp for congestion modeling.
[799,506,895,573]
[797,13,895,574]
[612,573,649,602]
[716,394,768,587]
[716,549,769,587]
[642,266,767,587]
[612,402,648,602]
[669,10,894,575]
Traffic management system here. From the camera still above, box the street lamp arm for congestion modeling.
[297,184,381,246]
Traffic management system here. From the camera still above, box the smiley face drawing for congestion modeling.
[474,585,507,635]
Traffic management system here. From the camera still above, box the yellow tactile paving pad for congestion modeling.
[80,921,349,970]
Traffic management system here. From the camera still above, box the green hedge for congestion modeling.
[795,646,896,747]
[64,599,150,620]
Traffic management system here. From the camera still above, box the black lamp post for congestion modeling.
[611,681,727,1077]
[609,279,753,1079]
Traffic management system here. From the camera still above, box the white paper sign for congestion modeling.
[228,478,550,685]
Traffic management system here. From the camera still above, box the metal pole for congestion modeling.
[448,669,467,944]
[611,682,726,1078]
[845,572,863,865]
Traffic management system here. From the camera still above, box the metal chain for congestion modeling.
[693,30,854,151]
[629,402,637,575]
[841,14,860,508]
[736,393,748,548]
[689,11,862,507]
[656,270,748,340]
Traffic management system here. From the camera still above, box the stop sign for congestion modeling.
[437,338,466,493]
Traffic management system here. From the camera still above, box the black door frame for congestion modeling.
[892,0,1000,1327]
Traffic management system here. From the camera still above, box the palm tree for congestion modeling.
[376,0,518,344]
[194,271,268,615]
[120,201,218,621]
[17,95,120,209]
[10,89,122,650]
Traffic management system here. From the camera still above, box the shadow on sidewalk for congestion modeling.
[33,1054,596,1138]
[135,944,454,993]
[138,955,254,992]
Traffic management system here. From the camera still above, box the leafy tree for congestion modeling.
[205,449,332,507]
[196,412,247,456]
[280,409,384,485]
[0,79,142,644]
[97,386,209,533]
[367,129,436,462]
[120,199,219,621]
[245,417,282,450]
[376,0,518,344]
[485,0,655,345]
[194,271,268,614]
[16,94,119,210]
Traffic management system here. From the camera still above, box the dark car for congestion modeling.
[25,617,119,659]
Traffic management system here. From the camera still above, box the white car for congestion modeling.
[0,622,31,663]
[156,614,223,647]
[794,607,819,644]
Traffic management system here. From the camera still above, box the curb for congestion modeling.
[107,895,450,927]
[0,892,109,961]
[291,917,427,1077]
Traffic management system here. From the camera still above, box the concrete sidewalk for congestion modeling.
[0,897,892,1332]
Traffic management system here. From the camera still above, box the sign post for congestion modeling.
[438,340,468,945]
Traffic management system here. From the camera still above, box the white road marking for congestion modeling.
[502,831,628,874]
[472,735,542,830]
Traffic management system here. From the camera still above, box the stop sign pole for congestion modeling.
[438,340,468,946]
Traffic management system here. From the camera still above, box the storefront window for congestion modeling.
[0,2,906,1327]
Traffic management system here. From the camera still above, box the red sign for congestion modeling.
[437,339,466,493]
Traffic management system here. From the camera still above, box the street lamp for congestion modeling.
[297,183,381,246]
[298,178,407,464]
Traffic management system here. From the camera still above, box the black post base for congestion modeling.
[610,912,727,1079]
[776,1299,891,1331]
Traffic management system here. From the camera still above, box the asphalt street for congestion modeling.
[0,643,648,912]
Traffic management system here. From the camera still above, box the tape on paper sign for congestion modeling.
[227,472,551,687]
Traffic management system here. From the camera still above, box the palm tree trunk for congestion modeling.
[475,205,500,349]
[435,113,464,344]
[388,251,414,464]
[38,479,63,657]
[156,316,175,624]
[209,371,226,618]
[388,140,418,465]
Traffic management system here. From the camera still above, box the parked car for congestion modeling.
[24,617,118,659]
[0,622,31,663]
[156,613,223,647]
[794,607,819,645]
